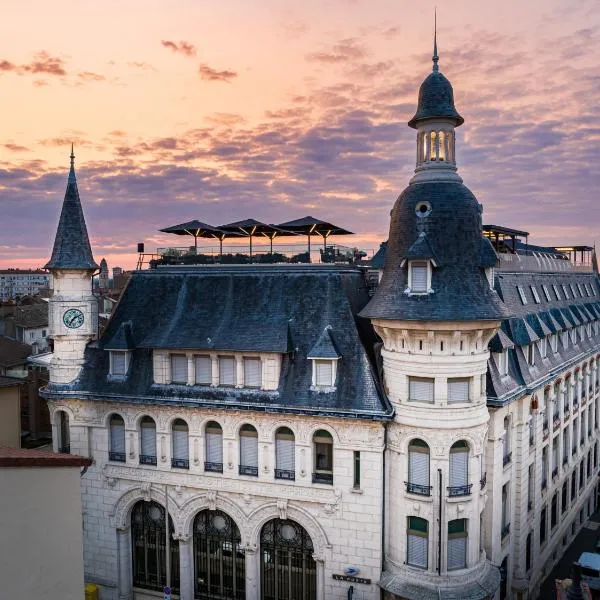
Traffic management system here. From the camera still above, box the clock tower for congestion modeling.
[45,147,99,384]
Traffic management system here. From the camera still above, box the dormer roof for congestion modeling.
[307,326,341,359]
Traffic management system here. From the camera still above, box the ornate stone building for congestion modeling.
[42,37,600,600]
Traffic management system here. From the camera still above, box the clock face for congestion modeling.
[63,308,85,329]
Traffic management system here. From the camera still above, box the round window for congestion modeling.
[415,201,432,218]
[279,523,296,541]
[149,505,162,522]
[212,514,227,531]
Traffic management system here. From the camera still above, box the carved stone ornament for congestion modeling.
[206,490,217,511]
[323,488,342,515]
[103,473,118,490]
[174,485,183,498]
[141,482,151,502]
[277,498,288,520]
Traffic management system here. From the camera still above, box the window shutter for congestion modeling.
[447,536,467,570]
[171,354,187,383]
[276,438,295,471]
[112,352,126,375]
[195,356,211,385]
[409,450,429,487]
[407,534,428,568]
[448,379,469,403]
[219,357,236,386]
[206,431,223,463]
[240,433,258,467]
[449,450,468,487]
[244,358,261,388]
[172,427,189,460]
[315,360,333,386]
[110,423,125,454]
[409,378,434,403]
[411,264,428,292]
[140,422,156,457]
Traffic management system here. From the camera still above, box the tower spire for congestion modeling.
[69,143,76,184]
[432,8,439,72]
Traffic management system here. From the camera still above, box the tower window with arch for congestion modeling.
[406,516,428,569]
[139,416,157,466]
[239,424,258,476]
[171,418,189,469]
[57,410,70,454]
[205,421,224,473]
[447,519,468,570]
[275,427,296,481]
[109,414,126,462]
[448,441,471,497]
[406,439,431,496]
[312,429,333,485]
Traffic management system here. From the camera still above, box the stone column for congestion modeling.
[117,526,133,600]
[176,533,194,600]
[187,354,194,386]
[313,553,326,600]
[244,543,259,600]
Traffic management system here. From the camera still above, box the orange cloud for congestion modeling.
[198,63,237,82]
[161,40,197,57]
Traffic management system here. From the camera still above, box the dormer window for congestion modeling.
[110,350,130,378]
[494,351,509,376]
[517,286,528,305]
[409,261,430,294]
[308,326,341,390]
[313,359,338,387]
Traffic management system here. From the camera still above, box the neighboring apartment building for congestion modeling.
[41,38,599,600]
[0,269,50,301]
[6,303,50,354]
[0,376,23,447]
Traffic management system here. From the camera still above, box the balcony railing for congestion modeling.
[204,461,223,473]
[480,473,487,490]
[312,472,334,485]
[58,445,70,454]
[109,451,126,463]
[275,469,295,481]
[448,484,472,497]
[503,452,512,467]
[172,458,189,469]
[139,454,157,466]
[239,465,258,477]
[501,523,511,539]
[405,482,432,496]
[564,408,570,420]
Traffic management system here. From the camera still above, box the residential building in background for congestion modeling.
[0,269,50,301]
[0,376,23,447]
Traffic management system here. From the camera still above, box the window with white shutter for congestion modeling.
[111,351,128,376]
[410,261,428,293]
[314,360,334,387]
[139,416,157,465]
[109,414,126,462]
[449,442,469,496]
[194,355,211,385]
[243,357,262,388]
[447,519,467,570]
[171,419,189,469]
[408,439,430,495]
[407,517,428,569]
[219,356,236,386]
[204,421,223,472]
[170,354,187,384]
[409,377,434,403]
[239,424,258,476]
[448,378,470,403]
[275,427,295,480]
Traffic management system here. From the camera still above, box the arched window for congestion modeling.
[275,427,295,481]
[407,516,428,569]
[449,441,470,497]
[312,429,333,485]
[429,131,437,161]
[239,424,258,476]
[171,419,189,469]
[205,421,223,473]
[193,510,245,599]
[109,414,126,462]
[407,439,430,496]
[139,416,157,465]
[260,519,316,600]
[447,519,467,570]
[131,501,180,593]
[58,411,70,454]
[422,131,428,162]
[438,130,446,161]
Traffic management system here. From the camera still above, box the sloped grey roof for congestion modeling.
[44,161,98,271]
[0,337,32,368]
[489,328,514,352]
[408,70,464,129]
[404,232,439,263]
[307,326,341,359]
[14,304,48,329]
[480,237,498,268]
[104,321,135,350]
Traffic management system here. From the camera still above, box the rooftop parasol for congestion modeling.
[159,220,242,256]
[276,216,354,255]
[218,218,299,257]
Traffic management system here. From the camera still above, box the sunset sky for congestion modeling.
[1,0,599,270]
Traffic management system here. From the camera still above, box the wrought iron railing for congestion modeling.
[204,461,223,473]
[139,454,157,466]
[275,469,295,481]
[109,451,126,463]
[239,465,258,476]
[171,458,189,469]
[503,452,512,466]
[448,484,472,497]
[312,472,334,485]
[405,482,432,496]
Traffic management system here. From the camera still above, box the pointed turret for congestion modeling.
[45,147,99,270]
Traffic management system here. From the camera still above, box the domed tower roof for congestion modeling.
[408,27,463,129]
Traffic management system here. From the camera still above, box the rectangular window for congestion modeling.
[409,377,434,403]
[194,355,211,385]
[526,345,534,365]
[243,357,262,388]
[570,283,578,298]
[449,448,468,487]
[407,517,428,569]
[531,286,541,304]
[410,261,428,293]
[578,283,585,297]
[562,284,570,299]
[494,351,509,376]
[538,338,547,359]
[517,286,528,305]
[170,354,187,383]
[542,285,552,302]
[218,356,236,386]
[353,451,361,489]
[551,335,558,353]
[448,378,470,403]
[447,519,467,570]
[111,351,127,376]
[553,284,561,300]
[315,360,334,386]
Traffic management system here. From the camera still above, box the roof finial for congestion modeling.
[432,8,439,72]
[68,143,77,185]
[70,143,75,168]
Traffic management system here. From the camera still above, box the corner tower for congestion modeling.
[361,34,508,600]
[45,147,99,384]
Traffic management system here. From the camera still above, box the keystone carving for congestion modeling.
[206,490,217,511]
[277,499,288,520]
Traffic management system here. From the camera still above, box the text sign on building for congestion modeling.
[332,574,372,584]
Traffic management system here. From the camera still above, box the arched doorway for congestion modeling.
[260,519,316,600]
[193,509,245,599]
[131,501,180,593]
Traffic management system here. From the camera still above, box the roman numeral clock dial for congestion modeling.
[63,308,85,329]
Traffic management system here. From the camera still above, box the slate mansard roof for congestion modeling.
[45,265,391,420]
[487,270,600,405]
